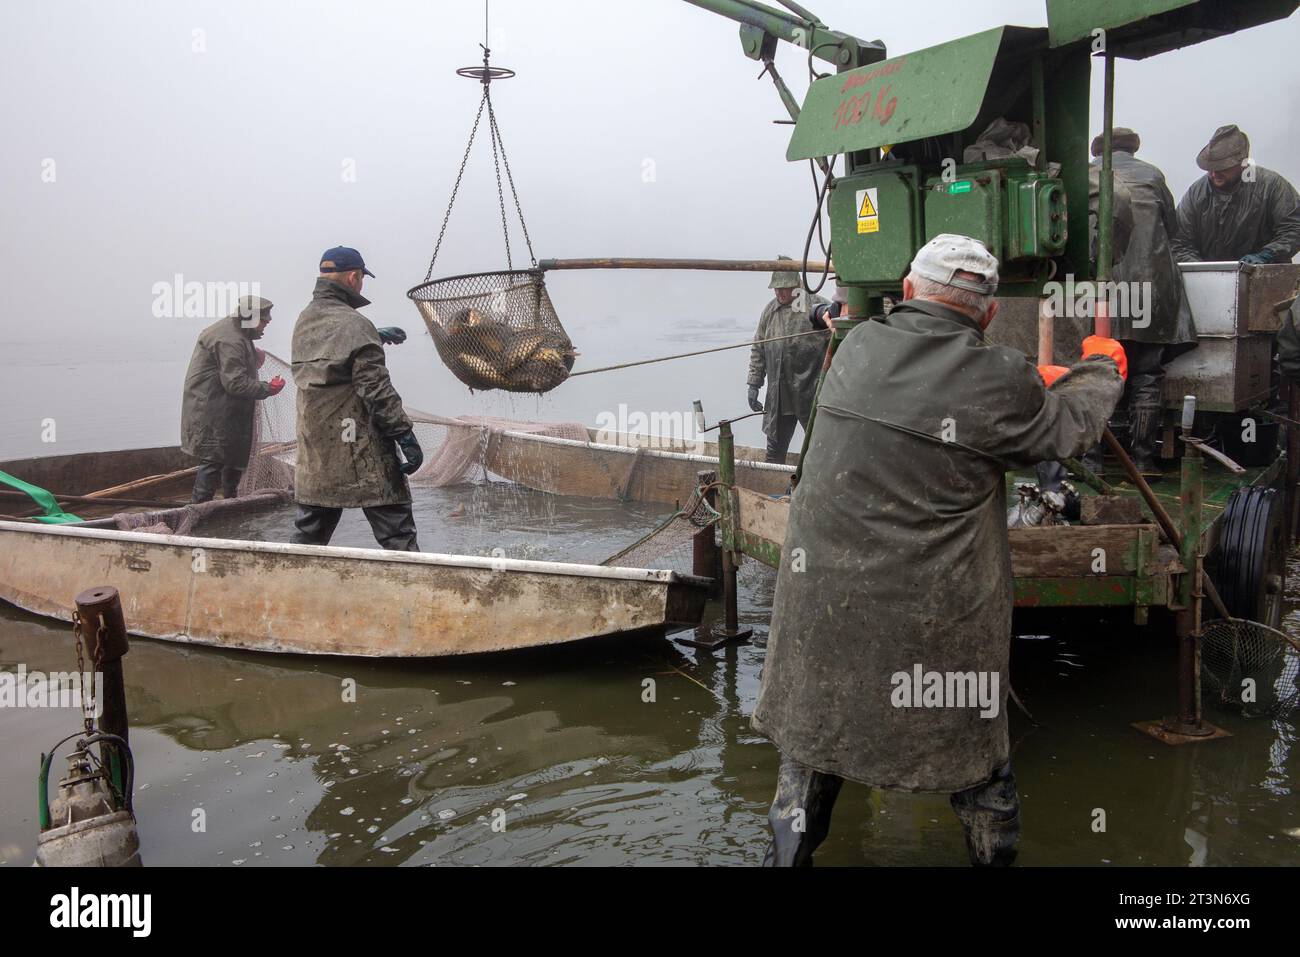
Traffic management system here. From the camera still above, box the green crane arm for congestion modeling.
[681,0,884,71]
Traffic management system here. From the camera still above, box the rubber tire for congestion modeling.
[1213,486,1286,629]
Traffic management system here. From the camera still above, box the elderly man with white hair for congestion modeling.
[752,234,1128,867]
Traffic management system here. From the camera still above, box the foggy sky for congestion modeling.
[2,0,1297,457]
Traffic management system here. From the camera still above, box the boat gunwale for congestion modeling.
[0,520,711,587]
[496,429,797,472]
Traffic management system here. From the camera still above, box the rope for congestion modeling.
[569,327,829,378]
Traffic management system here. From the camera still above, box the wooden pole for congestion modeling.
[537,257,833,274]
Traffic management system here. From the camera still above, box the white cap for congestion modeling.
[909,234,999,295]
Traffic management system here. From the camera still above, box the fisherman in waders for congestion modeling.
[752,235,1127,866]
[1081,128,1196,479]
[180,295,285,502]
[746,257,829,463]
[1171,125,1300,266]
[290,246,423,551]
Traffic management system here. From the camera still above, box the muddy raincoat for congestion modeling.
[180,314,271,468]
[1097,152,1196,348]
[752,299,1123,792]
[747,294,830,432]
[1171,167,1300,263]
[291,279,413,508]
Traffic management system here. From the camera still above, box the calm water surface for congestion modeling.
[1,484,1297,866]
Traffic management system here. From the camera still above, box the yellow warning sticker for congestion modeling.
[856,187,880,234]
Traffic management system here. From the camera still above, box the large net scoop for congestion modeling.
[409,270,575,393]
[1201,617,1300,719]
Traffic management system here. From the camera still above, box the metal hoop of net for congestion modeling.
[1201,617,1300,719]
[409,269,575,393]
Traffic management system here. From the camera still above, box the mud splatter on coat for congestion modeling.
[1096,151,1196,348]
[752,299,1123,792]
[291,279,413,508]
[180,314,271,469]
[1171,166,1300,264]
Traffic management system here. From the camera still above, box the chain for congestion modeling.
[71,611,101,735]
[486,87,514,270]
[425,88,490,281]
[488,103,537,267]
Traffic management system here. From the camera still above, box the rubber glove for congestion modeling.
[266,375,286,396]
[1037,365,1069,387]
[1081,335,1128,381]
[377,327,407,345]
[1240,251,1274,265]
[396,430,423,475]
[747,385,763,413]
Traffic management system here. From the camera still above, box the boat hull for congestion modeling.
[0,521,709,657]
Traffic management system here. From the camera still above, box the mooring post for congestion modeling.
[693,468,722,596]
[74,586,131,793]
[681,422,752,650]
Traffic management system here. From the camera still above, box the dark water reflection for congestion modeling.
[1,485,1297,866]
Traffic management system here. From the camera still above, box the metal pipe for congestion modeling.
[1177,439,1205,728]
[1103,427,1233,623]
[1037,296,1054,366]
[1094,54,1115,338]
[537,257,832,273]
[716,423,741,634]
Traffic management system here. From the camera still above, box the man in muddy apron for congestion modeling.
[752,235,1126,866]
[746,258,830,463]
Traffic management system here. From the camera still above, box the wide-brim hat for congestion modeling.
[1196,124,1250,172]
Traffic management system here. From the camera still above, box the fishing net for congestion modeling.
[601,482,720,572]
[1201,618,1300,719]
[236,351,590,493]
[408,270,576,393]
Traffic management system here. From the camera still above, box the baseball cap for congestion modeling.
[908,234,999,295]
[319,246,375,278]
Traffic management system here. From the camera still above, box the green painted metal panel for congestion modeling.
[1047,0,1191,48]
[1047,0,1300,57]
[924,174,1002,256]
[829,168,921,285]
[787,27,1005,161]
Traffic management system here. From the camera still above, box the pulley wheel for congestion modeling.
[1212,486,1286,629]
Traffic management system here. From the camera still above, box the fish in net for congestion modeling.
[407,270,576,393]
[1201,617,1300,719]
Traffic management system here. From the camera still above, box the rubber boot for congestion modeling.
[950,762,1021,867]
[1129,402,1162,479]
[762,755,844,867]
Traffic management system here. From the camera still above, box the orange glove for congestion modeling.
[1081,335,1127,381]
[1037,365,1069,387]
[266,375,286,396]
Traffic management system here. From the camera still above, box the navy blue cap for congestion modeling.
[319,246,375,278]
